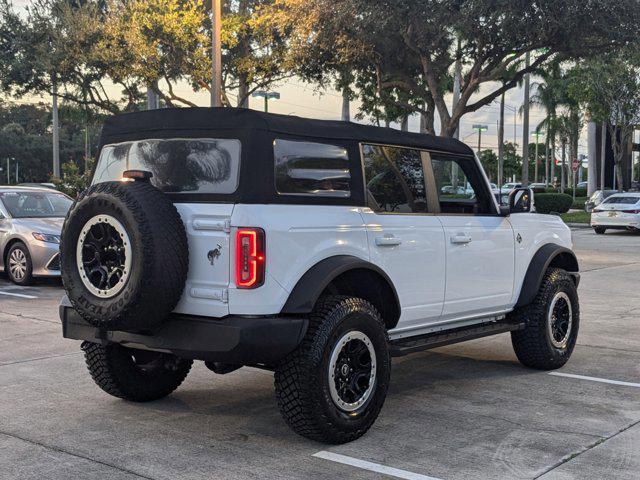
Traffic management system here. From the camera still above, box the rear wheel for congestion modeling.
[274,296,390,444]
[510,268,579,370]
[6,242,33,285]
[594,226,606,234]
[82,342,192,402]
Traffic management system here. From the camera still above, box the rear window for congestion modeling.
[93,138,241,194]
[602,196,640,205]
[274,139,351,197]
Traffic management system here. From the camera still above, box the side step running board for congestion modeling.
[389,320,525,357]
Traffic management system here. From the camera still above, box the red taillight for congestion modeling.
[623,209,640,214]
[235,228,265,289]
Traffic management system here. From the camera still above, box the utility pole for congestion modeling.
[521,52,531,187]
[452,42,462,187]
[498,92,505,189]
[210,0,222,107]
[52,79,61,178]
[146,87,159,110]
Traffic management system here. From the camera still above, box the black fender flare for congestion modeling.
[516,243,580,308]
[280,255,400,317]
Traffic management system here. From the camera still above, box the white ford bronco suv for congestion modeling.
[59,108,580,444]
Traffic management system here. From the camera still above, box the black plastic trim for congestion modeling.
[60,305,307,366]
[516,244,580,308]
[280,255,400,315]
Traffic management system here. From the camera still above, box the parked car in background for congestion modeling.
[0,187,73,284]
[585,190,619,213]
[591,193,640,234]
[501,182,521,192]
[530,183,547,193]
[18,182,58,190]
[576,181,588,189]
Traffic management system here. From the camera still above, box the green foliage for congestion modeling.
[572,197,587,210]
[535,193,573,214]
[560,211,591,224]
[51,158,95,198]
[0,101,102,183]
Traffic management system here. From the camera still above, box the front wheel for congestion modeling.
[510,268,579,370]
[6,242,33,285]
[274,296,390,444]
[82,342,193,402]
[594,226,606,234]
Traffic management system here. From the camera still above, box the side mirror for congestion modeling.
[509,187,534,213]
[498,205,511,217]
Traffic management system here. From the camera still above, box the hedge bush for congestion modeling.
[534,193,573,214]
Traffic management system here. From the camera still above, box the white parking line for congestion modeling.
[549,372,640,388]
[0,290,37,299]
[313,451,443,480]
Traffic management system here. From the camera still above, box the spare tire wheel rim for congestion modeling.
[76,214,132,298]
[548,291,573,349]
[328,330,377,413]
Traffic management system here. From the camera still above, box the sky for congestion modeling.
[8,0,586,160]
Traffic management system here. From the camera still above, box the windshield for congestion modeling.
[1,191,72,218]
[94,138,241,194]
[602,196,640,205]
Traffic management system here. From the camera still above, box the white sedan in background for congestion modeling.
[590,193,640,234]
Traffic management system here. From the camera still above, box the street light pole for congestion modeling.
[52,79,61,178]
[210,0,222,108]
[532,131,542,183]
[472,124,489,157]
[252,91,280,112]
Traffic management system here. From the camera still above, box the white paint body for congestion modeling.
[590,193,640,230]
[172,197,572,340]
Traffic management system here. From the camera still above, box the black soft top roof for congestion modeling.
[99,107,473,156]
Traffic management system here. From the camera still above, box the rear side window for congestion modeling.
[94,138,241,194]
[603,196,640,204]
[362,144,427,213]
[274,139,351,197]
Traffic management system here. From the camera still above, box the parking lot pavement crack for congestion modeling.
[533,418,640,479]
[0,351,82,367]
[0,431,158,480]
[441,407,604,440]
[581,261,640,273]
[576,343,640,354]
[0,310,59,325]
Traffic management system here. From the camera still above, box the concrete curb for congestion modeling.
[566,223,591,229]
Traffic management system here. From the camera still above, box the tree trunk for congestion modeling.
[560,139,566,193]
[341,88,350,121]
[237,75,249,108]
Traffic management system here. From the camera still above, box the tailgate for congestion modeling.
[173,203,234,317]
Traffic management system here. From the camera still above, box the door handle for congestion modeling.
[375,235,402,247]
[450,234,472,244]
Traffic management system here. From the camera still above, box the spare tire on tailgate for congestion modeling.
[60,180,188,331]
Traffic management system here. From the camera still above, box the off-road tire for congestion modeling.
[510,268,579,370]
[274,295,390,444]
[60,181,188,331]
[6,242,33,285]
[82,341,192,402]
[594,227,606,235]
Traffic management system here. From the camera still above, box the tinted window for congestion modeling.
[94,138,241,194]
[363,144,427,213]
[0,191,72,218]
[274,139,351,197]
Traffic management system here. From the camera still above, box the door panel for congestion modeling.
[362,209,446,330]
[439,215,514,318]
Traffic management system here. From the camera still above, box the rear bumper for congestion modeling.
[60,299,308,365]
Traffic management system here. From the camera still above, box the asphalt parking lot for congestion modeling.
[1,228,639,480]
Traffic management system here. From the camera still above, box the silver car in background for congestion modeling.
[0,187,73,285]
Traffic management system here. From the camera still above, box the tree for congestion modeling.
[0,0,142,114]
[267,0,639,136]
[570,50,640,189]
